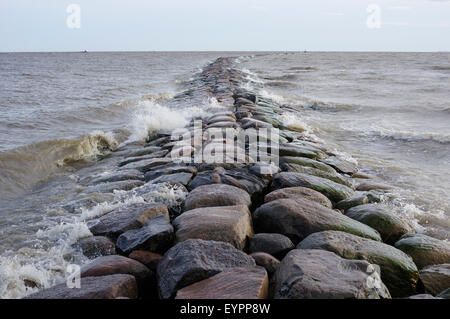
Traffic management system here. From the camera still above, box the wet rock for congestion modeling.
[144,164,197,182]
[184,184,251,211]
[319,156,358,175]
[248,233,294,259]
[264,186,333,208]
[173,205,253,250]
[116,215,174,254]
[77,236,116,259]
[335,193,369,210]
[88,203,169,239]
[250,252,280,277]
[352,172,372,179]
[128,250,162,271]
[279,145,325,160]
[80,255,152,288]
[240,118,274,129]
[271,172,354,202]
[395,234,450,269]
[62,193,115,214]
[356,182,392,191]
[297,231,419,297]
[253,198,381,244]
[119,146,164,158]
[118,150,169,167]
[419,264,450,295]
[119,157,173,172]
[235,97,255,106]
[157,239,256,299]
[345,204,413,244]
[149,172,193,186]
[281,163,352,187]
[187,167,266,196]
[82,180,144,194]
[175,267,268,299]
[234,92,257,103]
[281,156,337,173]
[24,274,137,299]
[271,249,391,299]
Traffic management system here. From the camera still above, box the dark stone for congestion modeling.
[319,156,358,174]
[419,264,450,295]
[345,204,413,244]
[157,239,256,299]
[250,252,280,277]
[253,198,381,244]
[128,250,163,271]
[116,215,174,254]
[248,233,295,259]
[264,186,332,208]
[184,184,251,211]
[271,249,391,299]
[77,236,116,259]
[24,274,137,299]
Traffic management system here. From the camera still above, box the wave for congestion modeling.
[289,66,318,71]
[430,65,450,71]
[266,80,299,88]
[355,125,450,144]
[264,74,300,81]
[0,131,119,203]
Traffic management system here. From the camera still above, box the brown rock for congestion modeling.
[250,252,280,277]
[24,274,137,299]
[77,236,116,259]
[264,186,333,208]
[184,184,251,211]
[173,205,253,250]
[88,203,169,239]
[419,264,450,295]
[175,267,268,299]
[356,182,392,191]
[128,250,162,271]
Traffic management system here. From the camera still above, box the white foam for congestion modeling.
[277,112,312,133]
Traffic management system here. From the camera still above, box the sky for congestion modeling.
[0,0,449,52]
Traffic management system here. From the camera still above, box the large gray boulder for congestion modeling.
[173,205,253,250]
[271,172,354,202]
[24,274,137,299]
[248,233,294,259]
[157,239,256,299]
[184,184,251,211]
[394,234,450,269]
[88,203,169,239]
[116,214,174,254]
[253,198,381,244]
[345,204,413,244]
[297,231,419,297]
[271,249,391,299]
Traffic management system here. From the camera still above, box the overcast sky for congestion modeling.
[0,0,449,52]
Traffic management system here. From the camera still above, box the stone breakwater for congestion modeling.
[25,57,450,299]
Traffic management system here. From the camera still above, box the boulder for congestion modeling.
[253,198,381,244]
[173,205,253,250]
[118,150,169,167]
[335,193,369,210]
[175,267,268,299]
[271,172,354,202]
[297,231,419,297]
[184,184,251,211]
[248,233,294,259]
[149,172,194,186]
[80,255,152,285]
[88,203,169,239]
[77,236,116,259]
[250,252,280,277]
[128,250,162,271]
[119,158,173,172]
[24,274,137,299]
[280,156,336,173]
[264,186,332,208]
[157,239,256,299]
[144,165,197,182]
[345,204,413,244]
[272,249,391,299]
[395,234,450,269]
[419,264,450,295]
[279,145,325,160]
[281,163,352,187]
[85,169,144,185]
[319,156,358,174]
[116,214,174,254]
